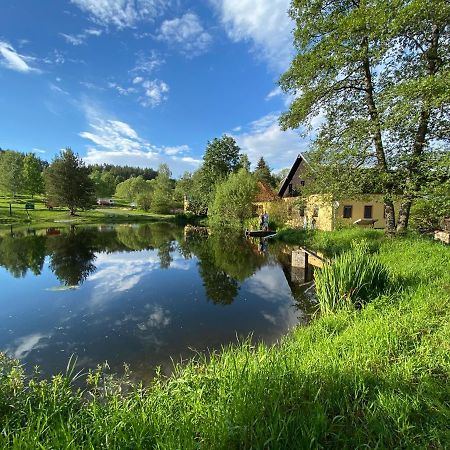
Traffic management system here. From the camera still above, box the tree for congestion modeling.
[280,0,450,233]
[0,150,24,197]
[203,135,241,182]
[238,153,251,172]
[254,156,275,187]
[151,164,173,214]
[44,148,95,215]
[23,153,44,197]
[208,169,258,228]
[115,176,152,202]
[89,170,116,198]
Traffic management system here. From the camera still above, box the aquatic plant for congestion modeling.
[315,241,392,313]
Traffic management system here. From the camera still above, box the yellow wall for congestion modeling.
[336,195,395,229]
[255,194,398,231]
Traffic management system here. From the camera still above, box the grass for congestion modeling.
[315,240,393,313]
[0,229,449,448]
[0,195,177,226]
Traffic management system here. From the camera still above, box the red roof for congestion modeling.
[255,181,277,202]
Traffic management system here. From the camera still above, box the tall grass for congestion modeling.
[0,231,448,448]
[315,241,392,313]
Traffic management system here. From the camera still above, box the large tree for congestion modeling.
[0,150,24,197]
[280,0,450,233]
[151,163,173,214]
[208,169,258,228]
[44,148,95,215]
[23,153,44,197]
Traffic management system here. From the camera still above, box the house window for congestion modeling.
[343,205,352,219]
[299,206,305,217]
[288,183,293,195]
[300,180,305,186]
[364,205,373,219]
[313,206,319,217]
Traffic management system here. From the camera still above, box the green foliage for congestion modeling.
[253,156,275,187]
[280,0,450,231]
[0,232,449,448]
[44,149,95,215]
[410,150,450,230]
[208,169,258,228]
[202,135,241,182]
[115,176,152,203]
[151,163,173,214]
[0,150,24,197]
[23,153,44,197]
[88,163,157,182]
[315,241,392,313]
[89,170,117,198]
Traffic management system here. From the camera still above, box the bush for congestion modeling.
[136,193,151,211]
[315,241,392,313]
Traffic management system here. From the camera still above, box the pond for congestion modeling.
[0,223,316,380]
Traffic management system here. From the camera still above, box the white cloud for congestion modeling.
[163,145,190,156]
[71,0,167,28]
[0,41,40,73]
[60,28,102,45]
[108,81,138,95]
[131,50,164,74]
[79,103,195,175]
[212,0,293,72]
[231,112,309,170]
[158,13,212,57]
[266,86,282,100]
[139,79,169,107]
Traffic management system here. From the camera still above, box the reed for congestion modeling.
[315,241,392,313]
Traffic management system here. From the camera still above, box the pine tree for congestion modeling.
[44,148,95,215]
[254,157,275,187]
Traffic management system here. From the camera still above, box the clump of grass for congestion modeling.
[315,241,392,313]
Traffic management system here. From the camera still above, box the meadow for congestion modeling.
[0,229,448,449]
[0,195,176,226]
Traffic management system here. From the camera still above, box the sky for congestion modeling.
[0,0,312,176]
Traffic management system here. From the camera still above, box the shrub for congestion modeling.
[315,241,392,313]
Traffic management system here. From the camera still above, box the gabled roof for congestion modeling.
[278,153,307,197]
[255,181,278,202]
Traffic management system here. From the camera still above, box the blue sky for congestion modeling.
[0,0,312,176]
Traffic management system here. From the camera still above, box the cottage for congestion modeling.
[275,154,398,231]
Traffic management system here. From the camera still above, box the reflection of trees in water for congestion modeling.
[47,228,97,286]
[0,233,46,278]
[185,229,266,305]
[116,224,181,268]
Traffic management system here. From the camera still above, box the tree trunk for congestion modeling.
[397,24,440,233]
[361,36,396,234]
[397,199,412,234]
[384,198,396,233]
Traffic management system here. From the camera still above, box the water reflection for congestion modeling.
[0,224,316,379]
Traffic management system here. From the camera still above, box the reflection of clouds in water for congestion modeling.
[88,251,192,305]
[244,266,293,303]
[245,266,300,329]
[8,332,49,359]
[137,305,171,331]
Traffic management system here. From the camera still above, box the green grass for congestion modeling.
[0,195,176,226]
[315,241,393,313]
[0,230,449,448]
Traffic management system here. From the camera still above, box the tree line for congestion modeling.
[0,142,280,221]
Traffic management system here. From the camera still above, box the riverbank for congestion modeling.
[0,229,448,448]
[0,196,180,226]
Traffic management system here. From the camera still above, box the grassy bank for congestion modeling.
[0,195,178,226]
[0,230,449,448]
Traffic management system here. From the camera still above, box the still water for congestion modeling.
[0,223,315,379]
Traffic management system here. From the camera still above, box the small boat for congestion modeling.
[245,230,277,238]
